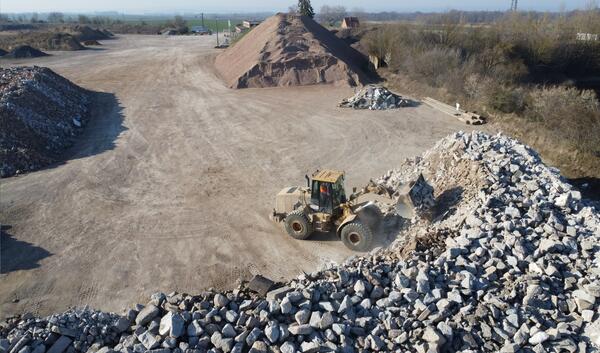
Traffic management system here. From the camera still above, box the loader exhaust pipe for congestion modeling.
[305,174,310,188]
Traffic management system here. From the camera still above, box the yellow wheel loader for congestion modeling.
[271,169,435,251]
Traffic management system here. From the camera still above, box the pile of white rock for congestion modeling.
[339,85,410,110]
[1,131,599,353]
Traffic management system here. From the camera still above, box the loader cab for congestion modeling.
[309,170,347,215]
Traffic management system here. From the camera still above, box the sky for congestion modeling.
[1,0,595,14]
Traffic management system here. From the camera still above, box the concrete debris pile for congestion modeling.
[0,66,91,177]
[339,85,410,110]
[0,309,125,353]
[1,132,600,353]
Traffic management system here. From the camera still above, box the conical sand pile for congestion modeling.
[215,13,369,89]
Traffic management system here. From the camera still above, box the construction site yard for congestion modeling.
[0,34,478,318]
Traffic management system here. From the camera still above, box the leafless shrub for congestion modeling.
[527,86,600,154]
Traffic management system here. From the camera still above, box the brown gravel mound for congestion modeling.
[215,13,369,88]
[0,32,84,51]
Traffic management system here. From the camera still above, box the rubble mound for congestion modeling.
[1,132,599,353]
[339,84,410,110]
[215,13,369,88]
[69,25,112,41]
[4,46,49,59]
[0,66,91,177]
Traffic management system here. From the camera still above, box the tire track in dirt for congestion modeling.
[0,35,480,318]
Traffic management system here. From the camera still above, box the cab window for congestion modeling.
[332,178,347,205]
[311,180,333,213]
[311,180,319,205]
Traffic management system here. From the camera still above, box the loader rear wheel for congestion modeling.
[340,221,373,252]
[284,209,313,240]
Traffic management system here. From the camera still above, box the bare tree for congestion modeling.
[78,15,91,24]
[171,16,188,33]
[319,5,347,26]
[47,12,65,23]
[350,7,367,20]
[173,15,186,27]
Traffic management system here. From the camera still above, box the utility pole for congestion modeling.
[215,18,219,46]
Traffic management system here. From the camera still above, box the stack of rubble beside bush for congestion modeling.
[0,66,90,177]
[1,132,599,353]
[339,85,410,110]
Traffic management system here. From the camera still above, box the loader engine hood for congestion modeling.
[275,186,308,214]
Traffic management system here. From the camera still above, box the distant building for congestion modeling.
[577,33,599,41]
[341,17,360,29]
[243,20,261,29]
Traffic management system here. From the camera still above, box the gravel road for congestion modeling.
[0,35,477,318]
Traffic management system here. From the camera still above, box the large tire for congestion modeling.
[357,204,382,230]
[284,209,313,240]
[340,221,373,252]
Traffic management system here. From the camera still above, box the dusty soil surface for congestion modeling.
[0,35,481,318]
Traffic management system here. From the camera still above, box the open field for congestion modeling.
[0,34,479,318]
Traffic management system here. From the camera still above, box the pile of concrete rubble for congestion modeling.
[339,85,410,110]
[0,66,91,177]
[1,132,599,353]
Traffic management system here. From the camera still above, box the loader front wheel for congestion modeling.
[340,221,373,252]
[284,209,313,240]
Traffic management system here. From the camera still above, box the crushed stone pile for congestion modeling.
[4,46,49,59]
[68,25,112,41]
[215,13,369,89]
[0,66,91,177]
[339,85,410,110]
[1,132,599,353]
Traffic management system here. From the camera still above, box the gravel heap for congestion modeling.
[0,66,90,177]
[1,132,599,353]
[339,85,410,110]
[215,13,368,89]
[4,46,48,59]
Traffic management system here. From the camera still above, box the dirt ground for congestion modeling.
[0,35,479,318]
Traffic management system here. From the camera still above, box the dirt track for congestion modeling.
[0,35,477,318]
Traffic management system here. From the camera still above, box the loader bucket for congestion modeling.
[396,174,435,219]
